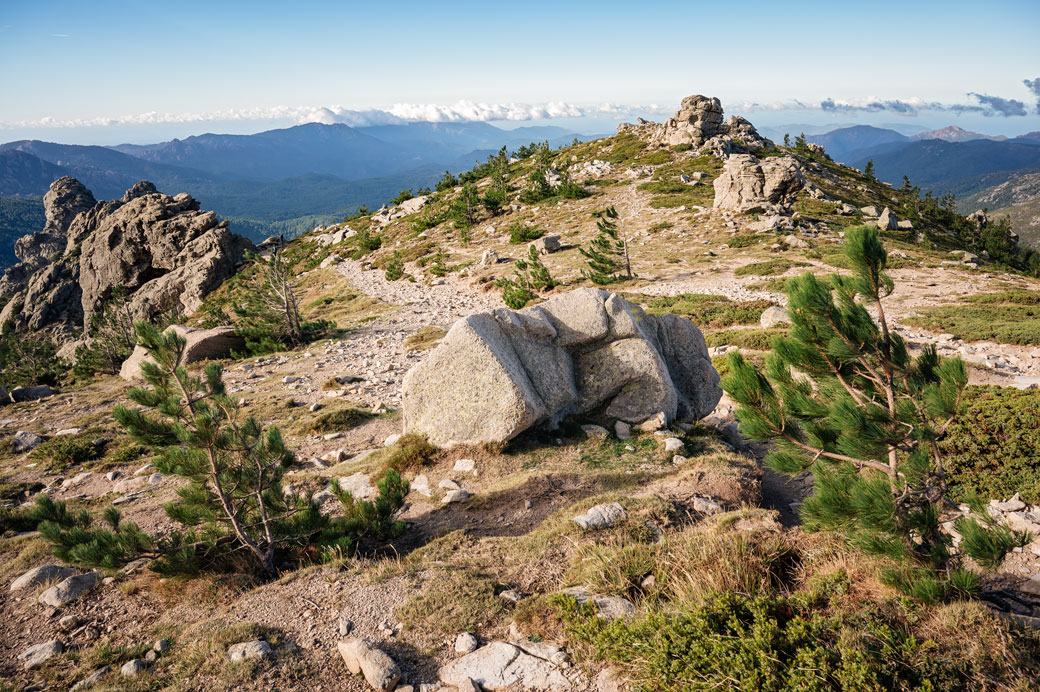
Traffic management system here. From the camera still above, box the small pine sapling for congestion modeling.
[580,206,631,285]
[385,251,405,281]
[37,323,408,576]
[496,245,557,309]
[721,225,1026,600]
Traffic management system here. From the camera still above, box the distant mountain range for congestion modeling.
[0,121,594,258]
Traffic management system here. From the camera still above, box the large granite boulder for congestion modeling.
[402,289,721,446]
[120,325,246,380]
[713,154,805,212]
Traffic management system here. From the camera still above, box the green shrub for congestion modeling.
[385,251,405,281]
[705,328,788,350]
[348,228,382,259]
[733,259,807,277]
[726,234,766,248]
[384,433,437,473]
[508,222,544,245]
[30,434,102,468]
[639,294,776,329]
[311,407,376,433]
[939,386,1040,504]
[904,304,1040,345]
[555,580,1040,691]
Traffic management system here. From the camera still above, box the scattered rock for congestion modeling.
[581,424,610,440]
[479,249,500,266]
[614,420,631,440]
[70,666,110,691]
[19,639,65,669]
[384,433,402,447]
[783,234,808,248]
[453,458,476,473]
[455,632,479,654]
[573,502,627,530]
[443,489,471,504]
[338,638,401,691]
[38,571,100,607]
[663,438,685,453]
[228,640,272,662]
[693,497,723,514]
[339,472,377,500]
[531,235,561,255]
[876,207,899,231]
[412,474,432,497]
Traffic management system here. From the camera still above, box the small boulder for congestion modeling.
[581,424,610,440]
[443,489,471,504]
[559,587,637,620]
[876,207,899,231]
[12,430,43,453]
[614,420,631,440]
[10,564,78,592]
[453,458,476,473]
[10,385,54,402]
[455,632,479,654]
[121,659,147,676]
[532,235,561,254]
[19,639,65,669]
[663,438,685,453]
[337,638,401,691]
[120,326,246,381]
[228,640,272,662]
[573,502,627,530]
[479,249,500,266]
[39,571,100,607]
[759,306,791,328]
[70,666,110,691]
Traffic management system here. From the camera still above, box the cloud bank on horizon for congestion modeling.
[3,79,1039,132]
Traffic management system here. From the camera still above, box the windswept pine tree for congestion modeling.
[722,225,1027,600]
[580,206,631,285]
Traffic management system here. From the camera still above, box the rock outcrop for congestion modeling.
[402,288,721,446]
[0,178,251,335]
[619,95,773,154]
[713,154,805,212]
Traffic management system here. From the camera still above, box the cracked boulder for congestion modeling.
[402,289,721,446]
[439,641,571,691]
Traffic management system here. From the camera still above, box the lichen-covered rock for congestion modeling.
[439,641,571,691]
[402,289,721,446]
[656,95,725,147]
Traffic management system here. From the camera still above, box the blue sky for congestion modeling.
[2,0,1039,143]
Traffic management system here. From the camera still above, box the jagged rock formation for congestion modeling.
[402,288,721,446]
[0,178,252,334]
[713,154,805,212]
[0,177,95,299]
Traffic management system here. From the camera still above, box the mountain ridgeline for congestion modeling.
[0,120,594,254]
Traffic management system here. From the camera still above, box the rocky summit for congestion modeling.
[402,288,720,445]
[0,177,252,334]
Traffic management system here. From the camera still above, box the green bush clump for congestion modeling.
[904,302,1040,345]
[30,434,102,468]
[734,259,807,277]
[640,294,776,329]
[939,385,1040,504]
[726,234,766,248]
[705,328,788,351]
[311,407,376,433]
[508,222,544,245]
[555,580,1040,691]
[384,433,438,473]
